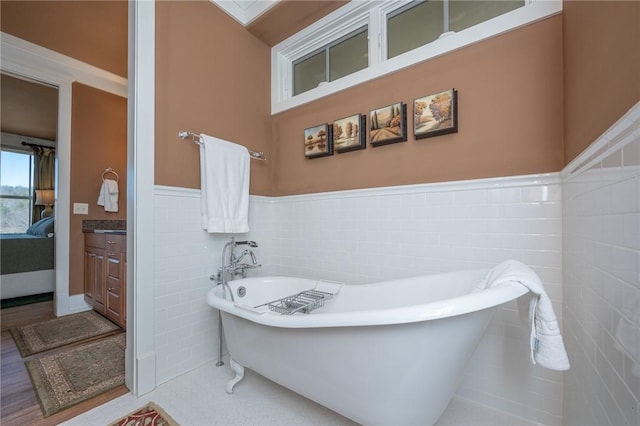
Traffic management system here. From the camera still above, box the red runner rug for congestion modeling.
[109,402,179,426]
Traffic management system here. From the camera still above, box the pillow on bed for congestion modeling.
[26,216,55,237]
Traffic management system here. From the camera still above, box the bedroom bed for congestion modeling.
[1,216,55,301]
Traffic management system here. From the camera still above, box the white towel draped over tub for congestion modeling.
[199,134,250,233]
[476,259,570,371]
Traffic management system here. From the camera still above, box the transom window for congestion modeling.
[387,1,525,59]
[293,27,368,96]
[273,0,561,113]
[387,1,445,59]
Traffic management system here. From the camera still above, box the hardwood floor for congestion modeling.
[1,301,128,426]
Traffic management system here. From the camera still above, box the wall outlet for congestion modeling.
[73,202,89,215]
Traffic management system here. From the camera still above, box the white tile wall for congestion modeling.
[562,103,640,426]
[152,187,268,384]
[153,188,217,384]
[260,174,564,425]
[153,175,564,424]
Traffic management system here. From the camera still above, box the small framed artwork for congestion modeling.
[304,123,333,158]
[369,102,407,147]
[333,114,366,153]
[414,89,458,139]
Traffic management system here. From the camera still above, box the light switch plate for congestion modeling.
[73,202,89,215]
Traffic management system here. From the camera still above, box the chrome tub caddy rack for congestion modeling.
[257,288,336,315]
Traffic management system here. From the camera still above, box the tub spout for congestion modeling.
[235,249,258,265]
[235,240,258,248]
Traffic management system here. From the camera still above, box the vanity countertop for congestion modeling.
[82,219,126,234]
[88,229,126,235]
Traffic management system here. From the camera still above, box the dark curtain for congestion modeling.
[32,148,55,223]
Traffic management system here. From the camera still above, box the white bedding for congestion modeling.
[1,269,55,299]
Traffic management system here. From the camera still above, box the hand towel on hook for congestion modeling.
[97,179,119,212]
[199,134,250,233]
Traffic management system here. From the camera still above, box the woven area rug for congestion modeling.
[109,402,180,426]
[25,333,126,417]
[11,310,120,357]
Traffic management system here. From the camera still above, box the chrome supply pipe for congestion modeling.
[216,237,235,367]
[216,238,260,367]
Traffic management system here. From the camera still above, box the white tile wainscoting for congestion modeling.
[562,102,640,426]
[153,170,564,425]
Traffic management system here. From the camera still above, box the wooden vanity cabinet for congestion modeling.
[84,233,126,329]
[84,244,105,312]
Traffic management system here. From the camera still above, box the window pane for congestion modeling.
[450,1,525,32]
[1,151,32,196]
[293,50,327,96]
[329,29,368,82]
[0,198,31,233]
[1,150,33,233]
[388,1,444,59]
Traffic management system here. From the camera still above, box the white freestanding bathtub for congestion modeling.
[206,270,529,426]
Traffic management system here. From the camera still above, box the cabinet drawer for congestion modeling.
[85,233,126,250]
[85,233,105,248]
[105,234,126,252]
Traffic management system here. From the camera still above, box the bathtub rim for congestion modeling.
[206,271,529,328]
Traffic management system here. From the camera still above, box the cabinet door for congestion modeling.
[93,249,106,313]
[85,247,105,313]
[84,250,96,306]
[105,251,124,327]
[122,254,127,327]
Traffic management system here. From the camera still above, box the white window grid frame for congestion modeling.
[271,0,561,114]
[292,25,369,96]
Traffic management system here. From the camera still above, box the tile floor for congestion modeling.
[61,358,538,426]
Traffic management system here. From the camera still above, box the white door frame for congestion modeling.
[127,0,157,395]
[2,0,158,396]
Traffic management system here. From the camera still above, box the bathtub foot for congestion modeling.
[226,358,245,394]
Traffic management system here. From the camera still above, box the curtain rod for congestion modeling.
[21,141,56,151]
[178,131,266,161]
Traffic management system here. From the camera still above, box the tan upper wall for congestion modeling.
[69,83,127,295]
[0,1,128,78]
[563,0,640,164]
[272,16,564,196]
[5,0,635,196]
[154,1,272,195]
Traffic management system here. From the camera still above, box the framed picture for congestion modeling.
[333,114,366,153]
[304,123,333,158]
[369,102,407,147]
[414,89,458,139]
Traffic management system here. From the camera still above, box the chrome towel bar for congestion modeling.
[179,130,266,161]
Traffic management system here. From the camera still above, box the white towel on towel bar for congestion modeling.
[476,260,570,371]
[97,178,119,212]
[199,134,250,233]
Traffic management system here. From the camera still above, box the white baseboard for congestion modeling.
[67,294,92,314]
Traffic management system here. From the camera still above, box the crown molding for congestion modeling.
[211,0,279,26]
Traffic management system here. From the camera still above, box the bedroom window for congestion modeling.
[0,150,34,234]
